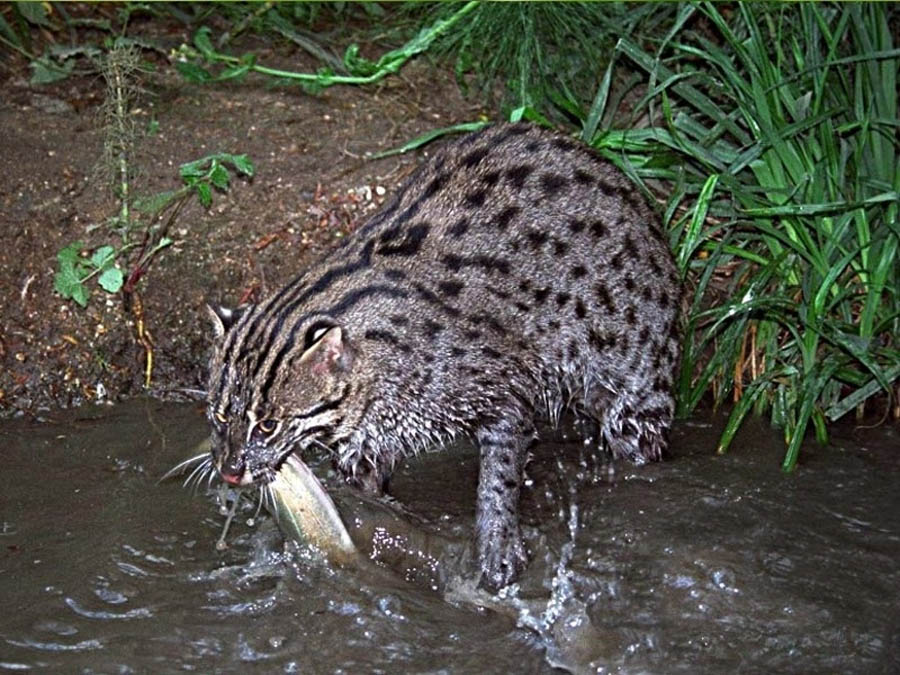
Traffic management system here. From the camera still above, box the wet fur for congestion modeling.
[206,122,682,591]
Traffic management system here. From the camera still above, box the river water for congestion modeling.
[1,399,898,673]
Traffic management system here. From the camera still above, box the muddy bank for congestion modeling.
[0,21,477,417]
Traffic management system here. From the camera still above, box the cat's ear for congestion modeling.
[298,326,353,375]
[206,304,252,341]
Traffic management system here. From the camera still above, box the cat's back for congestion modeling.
[358,122,660,262]
[332,123,678,351]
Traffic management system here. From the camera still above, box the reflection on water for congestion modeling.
[1,399,897,673]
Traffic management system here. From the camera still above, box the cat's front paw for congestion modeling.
[477,529,528,593]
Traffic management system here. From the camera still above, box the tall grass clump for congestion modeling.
[585,3,898,469]
[419,2,676,119]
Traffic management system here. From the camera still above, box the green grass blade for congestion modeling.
[370,121,490,159]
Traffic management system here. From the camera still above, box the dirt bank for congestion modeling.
[0,18,478,417]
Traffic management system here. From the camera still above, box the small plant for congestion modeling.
[54,243,124,308]
[45,37,254,388]
[178,152,255,209]
[121,152,255,298]
[100,41,142,231]
[53,151,255,308]
[52,36,255,309]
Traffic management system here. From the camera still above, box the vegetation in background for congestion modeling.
[51,41,254,313]
[362,2,899,468]
[173,2,478,91]
[2,4,255,316]
[37,36,255,386]
[417,2,675,122]
[577,3,898,468]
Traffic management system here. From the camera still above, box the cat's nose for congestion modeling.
[219,457,246,485]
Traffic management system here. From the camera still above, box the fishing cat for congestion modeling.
[206,122,682,591]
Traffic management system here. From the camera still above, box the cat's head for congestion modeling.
[205,304,356,486]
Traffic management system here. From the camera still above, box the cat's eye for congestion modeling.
[214,411,227,425]
[257,418,277,434]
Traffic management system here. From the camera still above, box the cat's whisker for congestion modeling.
[310,438,336,457]
[251,488,265,523]
[183,458,213,491]
[159,452,208,483]
[262,484,278,524]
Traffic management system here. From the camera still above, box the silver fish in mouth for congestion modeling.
[266,454,357,564]
[163,440,357,560]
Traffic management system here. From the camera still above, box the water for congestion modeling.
[1,399,898,673]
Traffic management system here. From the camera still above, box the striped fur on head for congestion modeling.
[207,301,360,487]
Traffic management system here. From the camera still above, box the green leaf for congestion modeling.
[826,363,900,421]
[582,56,616,144]
[508,106,552,127]
[195,182,212,208]
[54,264,80,297]
[0,14,23,48]
[90,245,116,270]
[230,154,254,177]
[71,283,89,307]
[782,359,843,471]
[175,61,212,84]
[209,162,229,190]
[16,1,52,27]
[344,44,378,77]
[179,157,208,181]
[193,26,215,57]
[98,267,124,294]
[717,373,778,454]
[54,263,89,307]
[57,242,84,266]
[370,121,490,159]
[55,241,94,306]
[361,2,385,18]
[29,57,74,85]
[677,173,719,276]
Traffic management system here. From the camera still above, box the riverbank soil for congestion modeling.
[0,10,479,416]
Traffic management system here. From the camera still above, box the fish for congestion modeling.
[161,441,357,560]
[266,454,357,564]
